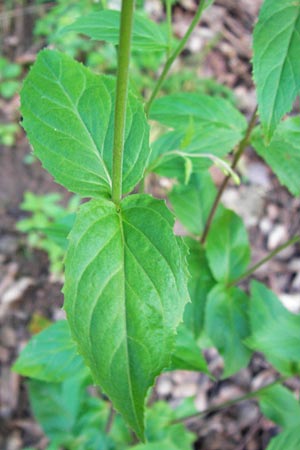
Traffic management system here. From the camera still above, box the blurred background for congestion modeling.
[1,1,300,449]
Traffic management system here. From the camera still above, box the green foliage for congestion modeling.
[258,384,300,429]
[0,123,19,147]
[246,282,300,376]
[253,0,300,140]
[21,50,149,198]
[206,209,251,283]
[63,195,189,439]
[16,0,300,446]
[251,117,300,196]
[63,10,169,52]
[266,427,300,450]
[12,321,89,383]
[17,192,79,274]
[0,56,22,99]
[205,285,251,377]
[169,173,220,236]
[183,238,215,339]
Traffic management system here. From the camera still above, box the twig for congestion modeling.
[228,235,300,288]
[200,106,258,244]
[171,375,287,424]
[105,403,116,434]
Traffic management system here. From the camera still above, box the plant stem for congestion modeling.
[166,0,173,57]
[145,0,206,115]
[105,403,116,434]
[228,235,300,288]
[111,0,135,206]
[172,376,287,424]
[200,106,258,244]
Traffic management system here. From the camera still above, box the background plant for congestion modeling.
[13,0,300,449]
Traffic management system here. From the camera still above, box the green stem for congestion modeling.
[228,235,300,288]
[145,0,206,115]
[111,0,135,206]
[166,0,173,57]
[200,106,258,244]
[172,376,287,424]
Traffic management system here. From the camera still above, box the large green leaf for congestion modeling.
[258,384,300,429]
[64,10,168,51]
[206,209,251,283]
[253,0,300,140]
[150,93,246,132]
[205,285,251,377]
[64,194,189,439]
[246,281,300,376]
[183,238,215,339]
[251,118,300,196]
[266,427,300,450]
[21,49,149,198]
[13,321,89,383]
[169,173,219,236]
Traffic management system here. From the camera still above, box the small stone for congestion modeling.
[251,370,276,391]
[259,217,272,235]
[156,376,173,396]
[279,294,300,314]
[267,203,280,221]
[267,224,287,250]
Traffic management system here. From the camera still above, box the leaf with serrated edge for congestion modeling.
[64,10,168,51]
[251,117,300,196]
[21,49,149,198]
[63,195,189,439]
[253,0,300,140]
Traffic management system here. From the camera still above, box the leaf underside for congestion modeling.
[63,195,189,439]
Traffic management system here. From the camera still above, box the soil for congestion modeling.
[1,1,300,449]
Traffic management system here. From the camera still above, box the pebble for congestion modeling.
[156,375,173,397]
[279,294,300,314]
[259,217,272,235]
[251,370,276,391]
[267,224,287,250]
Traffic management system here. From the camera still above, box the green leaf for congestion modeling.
[64,10,168,51]
[246,281,300,376]
[251,117,300,196]
[28,376,85,446]
[258,384,300,429]
[170,324,209,373]
[205,284,251,377]
[183,238,215,339]
[169,173,219,236]
[64,194,189,440]
[206,209,251,283]
[266,427,300,450]
[150,93,246,131]
[131,402,195,449]
[21,49,149,198]
[13,321,89,383]
[148,95,246,180]
[253,0,300,140]
[28,376,112,449]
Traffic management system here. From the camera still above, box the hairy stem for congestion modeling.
[200,106,258,244]
[228,235,300,288]
[111,0,135,206]
[145,0,206,115]
[172,376,287,424]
